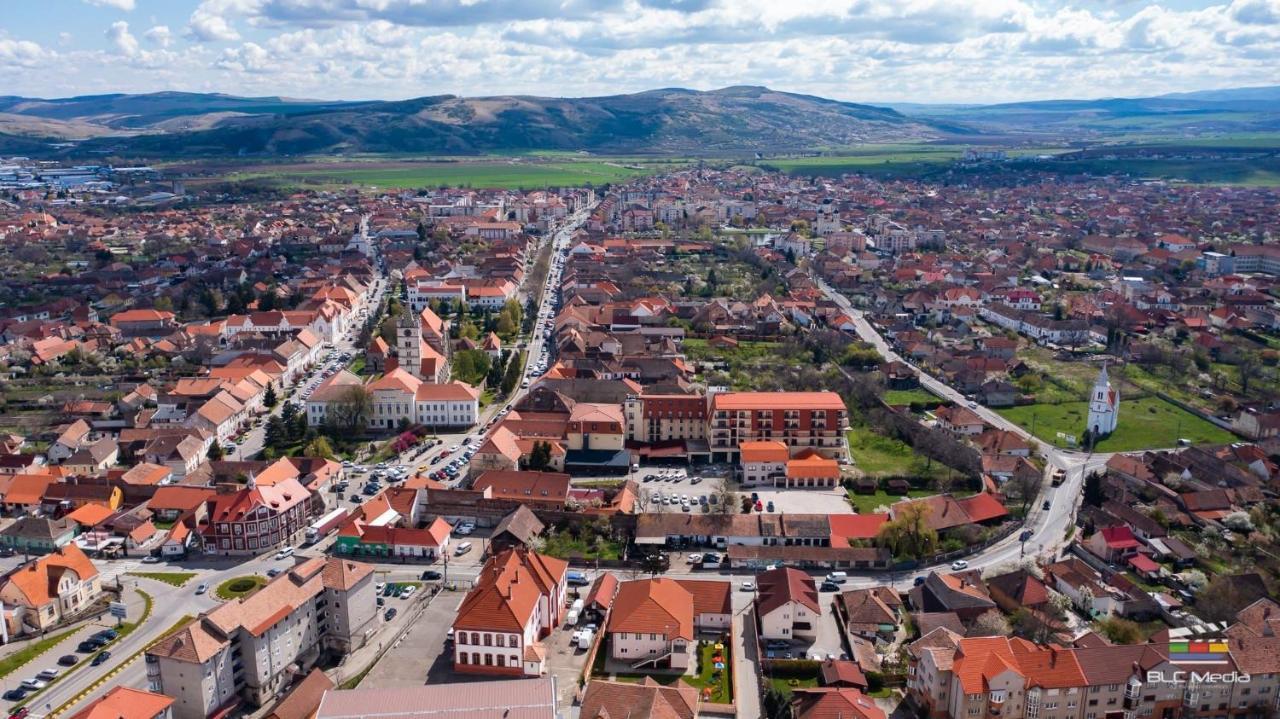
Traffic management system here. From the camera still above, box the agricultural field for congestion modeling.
[997,396,1235,451]
[212,156,685,189]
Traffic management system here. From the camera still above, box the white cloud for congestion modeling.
[84,0,136,10]
[145,25,173,47]
[188,1,247,42]
[0,1,1275,104]
[106,21,139,57]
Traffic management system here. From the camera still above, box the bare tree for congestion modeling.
[332,385,373,432]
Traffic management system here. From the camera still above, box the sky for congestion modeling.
[0,0,1278,104]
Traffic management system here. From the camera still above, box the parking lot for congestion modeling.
[747,486,855,515]
[543,621,593,708]
[361,587,461,688]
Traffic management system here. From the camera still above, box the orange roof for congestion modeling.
[786,453,839,478]
[740,440,789,463]
[3,474,56,506]
[253,457,302,486]
[2,545,99,608]
[66,503,115,527]
[453,549,567,633]
[828,513,889,542]
[70,687,174,719]
[710,391,845,412]
[609,578,694,641]
[952,636,1086,694]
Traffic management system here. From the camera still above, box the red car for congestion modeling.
[754,501,763,512]
[11,707,31,719]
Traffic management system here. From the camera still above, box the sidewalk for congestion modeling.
[731,604,761,719]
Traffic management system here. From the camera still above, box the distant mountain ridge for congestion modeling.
[1,84,1277,158]
[0,86,946,157]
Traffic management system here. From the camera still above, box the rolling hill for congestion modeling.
[0,87,948,157]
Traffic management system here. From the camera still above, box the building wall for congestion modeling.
[758,601,817,641]
[610,631,691,670]
[149,647,236,719]
[324,572,377,651]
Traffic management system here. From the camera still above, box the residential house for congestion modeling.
[756,567,821,642]
[0,545,101,633]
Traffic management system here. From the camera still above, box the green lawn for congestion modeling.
[883,387,940,406]
[348,356,367,376]
[768,675,819,699]
[684,641,733,703]
[216,575,267,600]
[846,488,935,514]
[846,426,952,479]
[126,571,197,587]
[542,533,625,561]
[997,396,1236,451]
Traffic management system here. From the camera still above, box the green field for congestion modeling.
[845,487,935,514]
[883,387,941,406]
[226,157,681,189]
[846,426,952,479]
[997,396,1236,451]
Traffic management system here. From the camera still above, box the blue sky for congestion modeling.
[1,0,1277,103]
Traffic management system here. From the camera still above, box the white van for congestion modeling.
[275,546,295,560]
[825,571,848,584]
[455,542,473,556]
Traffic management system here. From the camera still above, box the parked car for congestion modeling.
[820,581,840,592]
[140,555,160,564]
[9,705,30,719]
[3,689,28,702]
[57,654,78,666]
[78,639,104,653]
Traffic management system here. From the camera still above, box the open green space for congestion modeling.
[768,675,819,699]
[846,487,935,515]
[846,426,952,480]
[226,157,682,190]
[541,532,625,561]
[997,396,1235,451]
[216,575,268,600]
[126,571,197,587]
[883,387,940,406]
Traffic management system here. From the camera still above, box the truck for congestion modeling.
[305,508,349,544]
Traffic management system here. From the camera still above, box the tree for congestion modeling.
[875,501,937,560]
[1237,351,1262,396]
[264,415,287,450]
[712,482,737,515]
[1083,471,1105,507]
[501,352,524,395]
[1097,617,1143,645]
[526,441,552,471]
[264,383,278,409]
[332,385,373,432]
[762,687,791,719]
[207,439,225,461]
[451,349,492,385]
[303,436,335,459]
[969,611,1012,637]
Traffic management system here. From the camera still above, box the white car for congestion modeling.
[951,559,969,570]
[740,582,756,592]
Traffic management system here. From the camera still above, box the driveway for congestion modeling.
[360,589,458,689]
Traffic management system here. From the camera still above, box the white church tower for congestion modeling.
[1086,362,1119,436]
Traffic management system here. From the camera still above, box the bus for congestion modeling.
[305,508,349,545]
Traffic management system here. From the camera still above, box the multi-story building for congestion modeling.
[451,548,568,677]
[307,369,479,430]
[707,391,849,463]
[623,394,707,446]
[607,578,731,672]
[146,557,376,719]
[200,478,312,555]
[907,624,1280,719]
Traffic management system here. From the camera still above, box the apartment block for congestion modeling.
[707,391,849,462]
[146,557,376,719]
